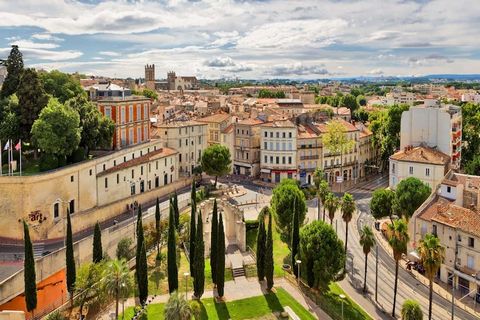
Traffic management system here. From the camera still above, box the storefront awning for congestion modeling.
[260,168,271,174]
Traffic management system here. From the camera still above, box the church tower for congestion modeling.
[145,64,155,90]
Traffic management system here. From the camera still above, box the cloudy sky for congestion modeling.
[0,0,479,79]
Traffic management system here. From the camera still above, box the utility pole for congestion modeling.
[375,245,378,302]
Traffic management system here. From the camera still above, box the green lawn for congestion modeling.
[120,287,315,320]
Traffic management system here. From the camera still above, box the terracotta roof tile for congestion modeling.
[197,112,231,123]
[390,146,450,165]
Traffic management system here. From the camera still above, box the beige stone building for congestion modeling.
[233,118,264,177]
[153,121,208,176]
[0,140,179,240]
[221,124,235,174]
[389,145,450,190]
[412,172,480,300]
[297,124,322,185]
[260,120,298,183]
[197,113,232,145]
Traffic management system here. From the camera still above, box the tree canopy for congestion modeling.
[322,119,355,156]
[270,179,307,245]
[370,188,396,220]
[201,144,231,186]
[394,177,431,219]
[461,102,480,166]
[340,94,358,114]
[31,98,81,158]
[1,45,23,98]
[39,70,86,103]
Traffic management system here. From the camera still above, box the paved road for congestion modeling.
[334,175,476,320]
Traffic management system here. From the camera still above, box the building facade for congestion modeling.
[233,119,263,177]
[197,113,232,145]
[385,91,416,106]
[297,124,322,185]
[260,120,297,183]
[154,121,208,177]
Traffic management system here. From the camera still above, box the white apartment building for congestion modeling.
[297,124,322,186]
[389,145,450,190]
[461,92,480,103]
[400,104,462,169]
[386,91,416,106]
[154,121,208,176]
[260,120,297,183]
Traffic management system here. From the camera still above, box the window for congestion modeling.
[282,132,286,138]
[426,168,430,177]
[282,156,285,164]
[104,177,108,189]
[467,255,475,269]
[117,174,119,184]
[409,166,414,174]
[129,105,133,122]
[447,186,451,193]
[288,157,292,164]
[179,139,182,147]
[270,132,273,138]
[264,155,268,163]
[105,107,111,119]
[114,160,116,166]
[144,126,148,141]
[276,142,279,150]
[121,129,126,146]
[69,200,75,214]
[71,175,74,182]
[288,142,292,150]
[89,169,92,176]
[276,157,279,164]
[137,127,142,143]
[121,106,125,124]
[276,132,279,138]
[270,156,273,163]
[53,203,59,219]
[282,142,286,150]
[392,163,395,174]
[246,153,249,160]
[103,164,106,171]
[141,166,144,175]
[289,132,292,138]
[469,237,475,248]
[131,169,134,179]
[179,154,182,162]
[129,128,134,145]
[156,161,158,170]
[432,224,437,236]
[144,104,148,120]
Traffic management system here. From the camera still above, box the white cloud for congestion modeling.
[10,39,59,49]
[31,33,63,42]
[99,51,121,57]
[368,69,384,75]
[266,63,329,76]
[204,56,235,67]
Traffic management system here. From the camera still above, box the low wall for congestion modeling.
[0,191,190,308]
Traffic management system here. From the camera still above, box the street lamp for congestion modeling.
[184,272,190,300]
[339,294,346,319]
[295,260,302,287]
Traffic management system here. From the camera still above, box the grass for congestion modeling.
[246,222,290,277]
[120,287,315,320]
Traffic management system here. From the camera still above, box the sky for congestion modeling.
[0,0,479,80]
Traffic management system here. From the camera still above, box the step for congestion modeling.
[33,243,45,259]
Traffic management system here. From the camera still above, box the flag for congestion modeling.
[15,141,20,151]
[3,140,9,151]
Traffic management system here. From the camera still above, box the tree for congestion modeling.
[0,95,20,142]
[313,169,329,221]
[189,183,196,276]
[461,102,480,165]
[155,197,161,259]
[394,177,431,220]
[141,88,158,100]
[418,233,445,320]
[104,259,133,320]
[31,98,81,158]
[256,209,267,281]
[173,191,180,230]
[137,242,148,305]
[322,120,355,186]
[201,144,231,188]
[401,300,423,320]
[359,225,375,293]
[356,95,367,107]
[299,221,345,290]
[135,205,144,269]
[92,222,103,263]
[66,209,76,308]
[167,201,179,293]
[193,210,205,298]
[465,155,480,175]
[210,199,218,285]
[39,70,85,103]
[370,188,395,221]
[270,179,307,245]
[164,291,193,320]
[265,212,274,291]
[291,198,300,277]
[23,221,37,318]
[17,68,49,141]
[325,192,339,226]
[75,262,104,318]
[1,45,23,98]
[216,213,226,297]
[341,193,356,269]
[116,238,133,261]
[340,94,358,114]
[388,219,410,318]
[65,95,114,155]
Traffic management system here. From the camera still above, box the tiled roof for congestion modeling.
[237,118,264,126]
[222,123,234,134]
[197,113,231,123]
[261,120,296,128]
[390,146,450,165]
[155,120,205,128]
[97,147,177,177]
[419,196,480,238]
[316,118,358,133]
[443,172,480,189]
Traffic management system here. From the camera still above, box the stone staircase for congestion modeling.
[33,242,45,259]
[232,266,246,278]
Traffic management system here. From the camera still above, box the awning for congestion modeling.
[408,250,420,262]
[260,168,271,174]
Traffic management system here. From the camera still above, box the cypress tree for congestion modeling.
[210,199,218,285]
[265,213,274,291]
[189,182,196,275]
[137,242,149,305]
[167,201,178,293]
[155,197,161,258]
[256,218,266,281]
[291,200,300,278]
[92,222,103,263]
[23,221,37,317]
[193,210,205,298]
[173,191,180,230]
[66,209,76,307]
[136,205,144,269]
[1,45,23,98]
[216,213,226,298]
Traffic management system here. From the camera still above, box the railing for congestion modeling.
[300,155,319,160]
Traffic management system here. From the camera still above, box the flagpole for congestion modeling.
[19,139,22,176]
[7,139,11,176]
[0,140,2,176]
[10,139,13,176]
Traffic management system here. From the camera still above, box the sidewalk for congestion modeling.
[98,277,330,320]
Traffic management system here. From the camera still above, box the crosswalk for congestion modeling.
[345,175,389,197]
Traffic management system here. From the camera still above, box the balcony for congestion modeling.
[300,155,319,160]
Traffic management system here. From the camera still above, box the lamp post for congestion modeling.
[375,245,378,302]
[295,260,302,287]
[184,272,190,300]
[339,294,346,319]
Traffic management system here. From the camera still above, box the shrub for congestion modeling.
[69,147,86,163]
[39,153,58,171]
[245,219,259,231]
[116,238,133,261]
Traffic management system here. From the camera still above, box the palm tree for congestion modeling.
[418,233,445,320]
[318,180,330,221]
[401,299,423,320]
[359,225,376,293]
[387,218,410,318]
[164,291,193,320]
[341,192,356,269]
[103,259,132,320]
[325,192,339,226]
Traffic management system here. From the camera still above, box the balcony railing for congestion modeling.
[300,155,319,160]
